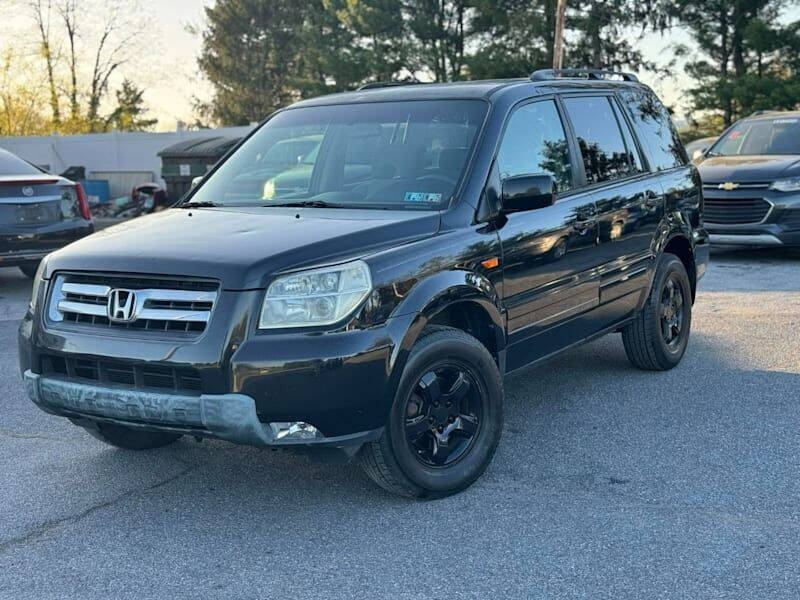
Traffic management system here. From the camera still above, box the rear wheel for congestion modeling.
[622,253,692,370]
[19,261,41,278]
[359,326,503,499]
[80,421,181,450]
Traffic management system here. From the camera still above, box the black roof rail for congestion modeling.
[356,80,426,91]
[749,110,777,117]
[530,68,639,83]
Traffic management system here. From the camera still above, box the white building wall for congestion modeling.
[0,126,255,192]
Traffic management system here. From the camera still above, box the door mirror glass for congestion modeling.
[692,148,706,162]
[191,176,203,189]
[501,174,556,212]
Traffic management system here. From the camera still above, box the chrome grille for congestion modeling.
[48,273,219,335]
[703,197,772,225]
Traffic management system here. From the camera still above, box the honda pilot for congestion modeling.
[19,69,709,498]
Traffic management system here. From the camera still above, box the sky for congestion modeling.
[4,1,800,132]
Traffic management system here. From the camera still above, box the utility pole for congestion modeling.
[553,0,568,69]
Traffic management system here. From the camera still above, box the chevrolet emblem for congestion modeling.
[718,182,740,191]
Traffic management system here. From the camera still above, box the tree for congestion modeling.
[197,0,306,125]
[105,79,157,131]
[668,0,799,126]
[406,0,471,81]
[293,1,372,97]
[565,0,668,72]
[329,0,408,82]
[0,48,51,136]
[467,0,555,79]
[28,0,61,126]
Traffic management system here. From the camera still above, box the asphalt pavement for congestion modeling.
[1,248,799,599]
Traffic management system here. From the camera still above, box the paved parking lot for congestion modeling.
[1,249,799,599]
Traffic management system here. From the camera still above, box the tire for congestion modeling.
[19,261,41,279]
[359,326,503,499]
[622,253,692,371]
[80,420,181,450]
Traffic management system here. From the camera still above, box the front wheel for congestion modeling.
[622,253,692,370]
[359,326,503,499]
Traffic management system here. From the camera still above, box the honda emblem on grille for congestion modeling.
[108,289,137,322]
[718,182,740,191]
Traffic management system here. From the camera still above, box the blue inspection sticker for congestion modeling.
[403,192,442,203]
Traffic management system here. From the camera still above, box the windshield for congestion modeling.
[188,100,487,210]
[709,117,800,156]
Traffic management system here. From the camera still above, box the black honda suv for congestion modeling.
[19,69,709,498]
[698,111,800,247]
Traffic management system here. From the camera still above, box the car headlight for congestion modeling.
[259,260,372,329]
[29,259,48,312]
[770,177,800,192]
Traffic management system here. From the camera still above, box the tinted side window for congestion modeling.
[619,89,687,170]
[497,100,573,192]
[563,96,638,185]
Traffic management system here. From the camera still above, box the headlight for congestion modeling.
[770,177,800,192]
[29,259,48,312]
[259,260,372,329]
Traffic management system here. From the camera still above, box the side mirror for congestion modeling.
[501,174,556,213]
[190,176,203,189]
[692,149,706,162]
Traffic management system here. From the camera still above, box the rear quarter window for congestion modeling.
[0,149,42,176]
[619,89,687,171]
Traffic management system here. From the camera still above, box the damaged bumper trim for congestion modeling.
[23,370,381,458]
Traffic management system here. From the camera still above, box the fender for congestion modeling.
[379,268,506,414]
[642,212,698,309]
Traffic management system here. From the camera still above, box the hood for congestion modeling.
[698,155,800,183]
[44,206,440,289]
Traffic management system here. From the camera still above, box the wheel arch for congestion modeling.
[661,233,697,302]
[382,270,506,410]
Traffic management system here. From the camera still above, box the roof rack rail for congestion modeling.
[530,68,639,83]
[356,80,426,91]
[749,110,777,117]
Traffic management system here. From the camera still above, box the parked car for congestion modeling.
[0,148,93,277]
[698,111,800,247]
[685,136,718,163]
[19,69,708,498]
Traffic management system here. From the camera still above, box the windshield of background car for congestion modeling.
[189,100,488,209]
[710,117,800,156]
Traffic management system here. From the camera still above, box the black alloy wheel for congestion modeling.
[359,326,503,498]
[622,253,692,371]
[660,273,686,350]
[403,363,483,467]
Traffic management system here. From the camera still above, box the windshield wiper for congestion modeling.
[264,200,343,208]
[179,201,219,208]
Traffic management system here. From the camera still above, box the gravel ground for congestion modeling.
[1,247,799,599]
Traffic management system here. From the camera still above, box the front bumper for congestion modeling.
[23,370,382,460]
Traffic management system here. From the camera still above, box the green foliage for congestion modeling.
[669,0,800,126]
[105,79,157,132]
[197,0,306,125]
[198,0,673,125]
